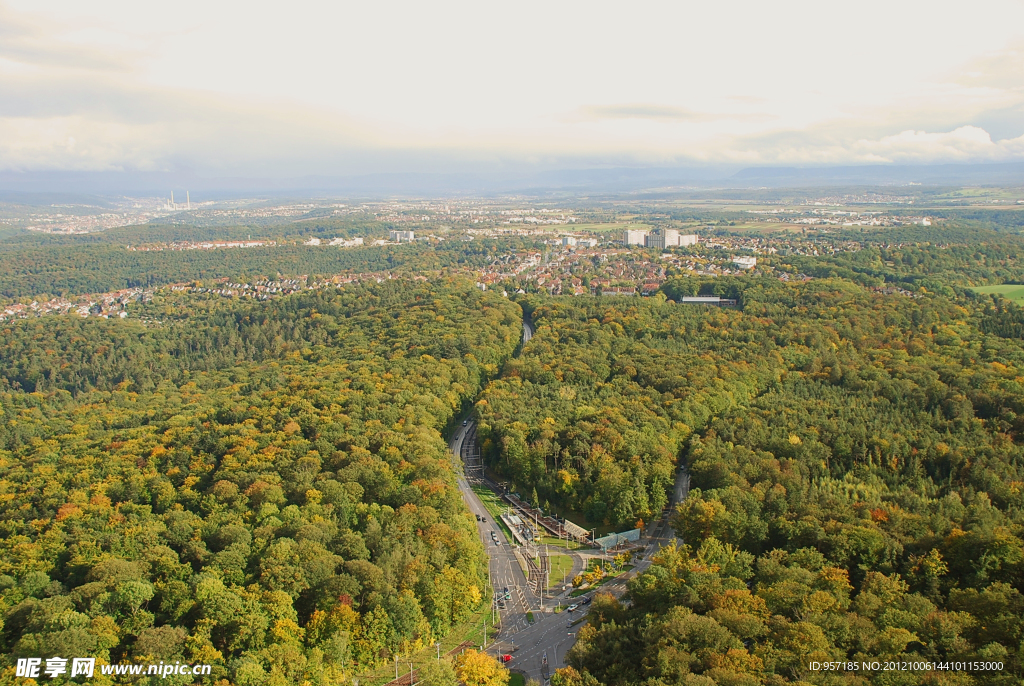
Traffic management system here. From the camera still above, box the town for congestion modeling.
[2,223,905,323]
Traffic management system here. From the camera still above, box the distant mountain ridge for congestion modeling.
[1,161,1023,197]
[731,162,1024,186]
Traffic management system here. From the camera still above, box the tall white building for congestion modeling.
[561,236,577,246]
[647,230,699,248]
[645,229,680,249]
[389,230,415,242]
[623,229,648,246]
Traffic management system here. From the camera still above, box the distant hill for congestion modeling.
[1,161,1023,196]
[730,161,1024,186]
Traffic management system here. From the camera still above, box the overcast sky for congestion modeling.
[2,0,1024,177]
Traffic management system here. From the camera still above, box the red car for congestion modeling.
[500,655,512,663]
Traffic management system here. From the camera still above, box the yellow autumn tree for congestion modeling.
[453,649,510,686]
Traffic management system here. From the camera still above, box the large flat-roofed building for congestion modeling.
[623,229,648,246]
[389,230,415,242]
[645,229,678,249]
[679,296,738,307]
[732,256,757,269]
[646,229,699,249]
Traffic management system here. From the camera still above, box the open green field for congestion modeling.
[543,553,574,586]
[537,534,584,550]
[971,284,1024,304]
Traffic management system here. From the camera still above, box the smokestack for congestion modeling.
[187,191,191,210]
[171,190,175,210]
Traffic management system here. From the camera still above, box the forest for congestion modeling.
[0,279,522,685]
[490,275,1024,684]
[4,218,1024,684]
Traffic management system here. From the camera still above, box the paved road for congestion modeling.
[450,420,569,682]
[446,313,690,682]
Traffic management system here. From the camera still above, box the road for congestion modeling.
[450,421,535,624]
[522,314,534,346]
[447,313,690,683]
[450,420,577,682]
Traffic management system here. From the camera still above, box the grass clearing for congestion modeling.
[510,674,526,686]
[971,284,1024,304]
[546,553,574,586]
[538,534,583,550]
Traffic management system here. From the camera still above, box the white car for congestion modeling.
[568,604,579,612]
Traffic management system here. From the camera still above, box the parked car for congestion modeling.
[462,420,468,426]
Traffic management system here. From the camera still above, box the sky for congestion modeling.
[2,0,1024,179]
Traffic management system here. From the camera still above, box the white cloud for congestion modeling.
[1,0,1023,175]
[853,126,1024,163]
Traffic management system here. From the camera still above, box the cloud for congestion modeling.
[2,1,1024,177]
[580,105,711,122]
[954,42,1024,90]
[854,126,1024,163]
[0,4,139,73]
[575,104,773,125]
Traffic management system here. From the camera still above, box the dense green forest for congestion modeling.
[7,217,1024,685]
[475,291,771,527]
[0,279,522,684]
[502,279,1024,684]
